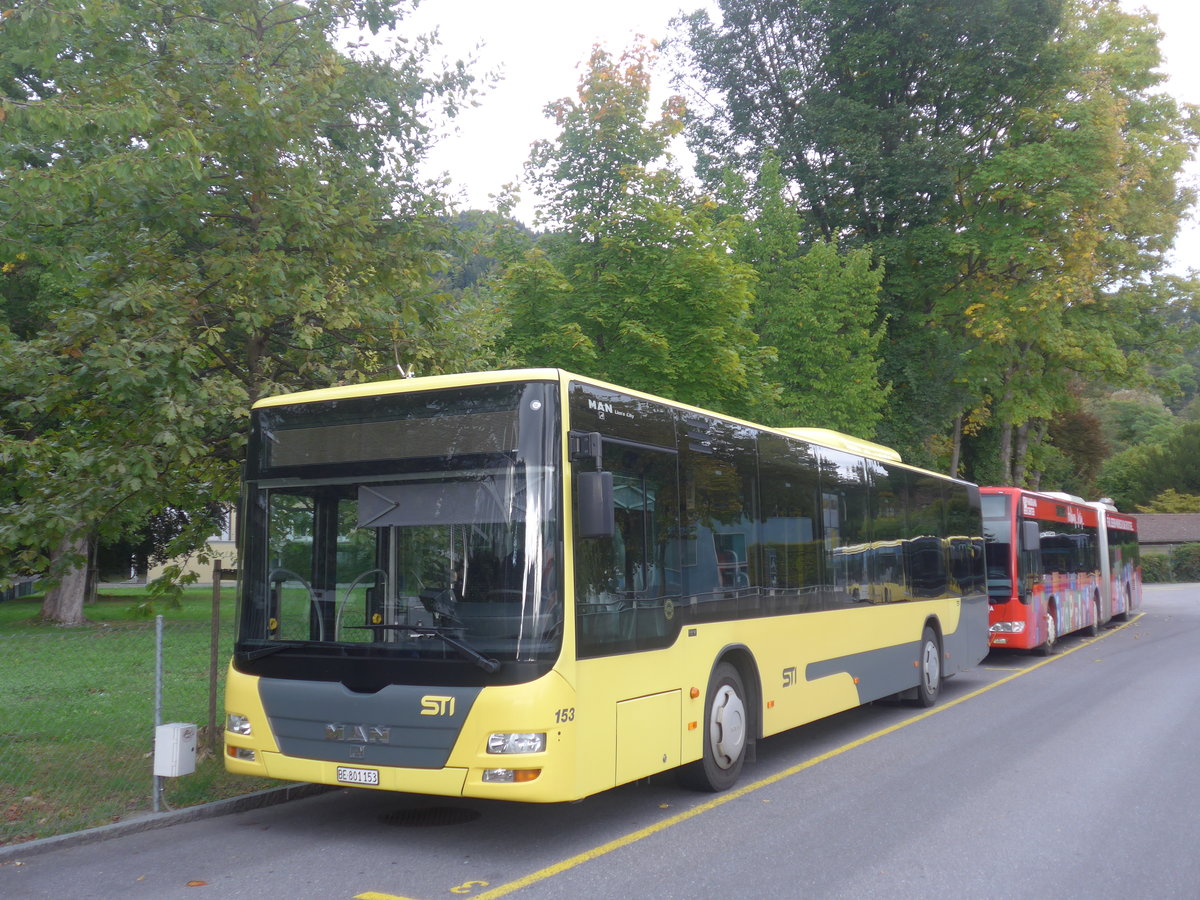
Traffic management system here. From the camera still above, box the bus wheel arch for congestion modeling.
[680,649,759,792]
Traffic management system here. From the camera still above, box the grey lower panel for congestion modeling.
[259,679,481,769]
[806,641,920,704]
[943,593,990,675]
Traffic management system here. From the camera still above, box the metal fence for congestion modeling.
[0,576,40,604]
[1,605,274,846]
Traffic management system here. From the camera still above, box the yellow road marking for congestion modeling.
[368,614,1142,900]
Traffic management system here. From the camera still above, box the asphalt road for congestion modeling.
[3,583,1197,900]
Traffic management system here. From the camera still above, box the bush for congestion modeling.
[1141,553,1172,583]
[1169,543,1200,582]
[1140,544,1200,583]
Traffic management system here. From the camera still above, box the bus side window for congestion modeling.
[575,446,680,657]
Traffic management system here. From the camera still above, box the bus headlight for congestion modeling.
[487,732,546,754]
[989,622,1026,633]
[227,713,253,736]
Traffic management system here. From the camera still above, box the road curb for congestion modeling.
[0,782,333,863]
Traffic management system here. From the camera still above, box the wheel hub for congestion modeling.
[922,640,940,690]
[710,684,746,769]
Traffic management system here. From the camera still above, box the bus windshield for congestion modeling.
[981,493,1012,602]
[234,381,562,679]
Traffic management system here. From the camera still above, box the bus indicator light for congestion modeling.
[483,768,542,783]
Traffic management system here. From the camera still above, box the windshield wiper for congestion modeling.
[348,624,501,673]
[239,640,306,661]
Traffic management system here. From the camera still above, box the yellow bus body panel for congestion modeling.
[227,596,962,800]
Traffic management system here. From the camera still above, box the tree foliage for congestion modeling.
[495,45,774,416]
[737,157,888,435]
[0,0,475,621]
[678,0,1199,482]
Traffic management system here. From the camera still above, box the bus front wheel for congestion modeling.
[680,661,748,792]
[1036,610,1057,656]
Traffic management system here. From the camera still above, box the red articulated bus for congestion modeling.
[982,488,1115,654]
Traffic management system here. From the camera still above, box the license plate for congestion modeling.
[336,765,380,786]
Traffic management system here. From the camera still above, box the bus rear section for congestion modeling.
[1091,504,1142,620]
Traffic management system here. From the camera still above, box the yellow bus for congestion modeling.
[224,369,988,800]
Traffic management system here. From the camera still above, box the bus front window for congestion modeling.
[247,469,559,667]
[235,380,562,680]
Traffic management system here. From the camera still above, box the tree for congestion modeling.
[677,0,1063,243]
[676,0,1067,465]
[1137,489,1200,514]
[677,0,1198,481]
[495,44,775,416]
[1097,420,1200,509]
[737,157,888,435]
[933,0,1198,483]
[0,1,475,622]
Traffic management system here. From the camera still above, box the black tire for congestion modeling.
[1117,586,1132,622]
[680,661,749,792]
[913,626,941,708]
[1035,608,1057,656]
[1085,595,1101,637]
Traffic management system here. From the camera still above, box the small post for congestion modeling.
[209,560,222,752]
[153,614,164,813]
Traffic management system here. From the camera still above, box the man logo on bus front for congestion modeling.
[325,724,391,743]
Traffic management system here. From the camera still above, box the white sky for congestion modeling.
[405,0,1200,274]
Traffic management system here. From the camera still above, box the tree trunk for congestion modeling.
[1028,420,1048,490]
[949,413,963,478]
[999,421,1013,485]
[1013,422,1030,487]
[40,533,91,625]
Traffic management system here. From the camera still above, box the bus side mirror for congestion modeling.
[1021,520,1041,552]
[577,471,614,539]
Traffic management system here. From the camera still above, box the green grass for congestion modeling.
[0,586,282,845]
[0,585,229,631]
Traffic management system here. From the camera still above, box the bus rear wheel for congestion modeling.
[913,626,941,707]
[1117,586,1132,621]
[1086,596,1101,637]
[680,662,748,792]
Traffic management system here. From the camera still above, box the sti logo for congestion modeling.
[421,695,456,717]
